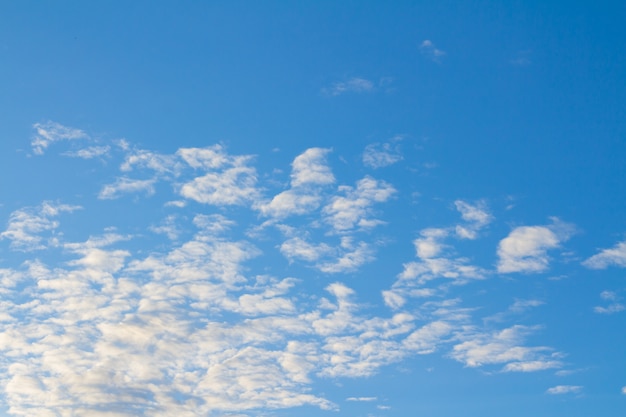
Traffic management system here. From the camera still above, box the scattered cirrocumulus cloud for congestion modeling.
[0,121,619,415]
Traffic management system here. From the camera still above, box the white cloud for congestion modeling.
[546,385,583,395]
[322,77,375,96]
[414,228,448,259]
[0,201,81,251]
[280,236,375,274]
[179,165,258,206]
[323,176,395,232]
[258,189,322,218]
[497,220,574,273]
[399,258,485,284]
[622,386,626,395]
[451,325,561,371]
[583,240,626,269]
[121,148,181,175]
[454,200,492,240]
[177,145,230,169]
[593,291,625,314]
[4,126,596,415]
[149,214,181,240]
[317,240,375,273]
[98,177,156,200]
[419,40,446,62]
[62,145,111,159]
[257,148,334,218]
[402,321,453,354]
[290,148,335,187]
[31,121,89,155]
[280,237,332,262]
[362,140,403,169]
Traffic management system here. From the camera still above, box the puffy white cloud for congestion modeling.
[98,177,156,200]
[497,220,574,273]
[280,237,332,262]
[257,148,334,218]
[414,228,448,259]
[179,165,258,206]
[399,257,485,284]
[121,148,182,174]
[317,240,374,273]
[290,148,334,187]
[546,385,583,395]
[31,121,89,155]
[177,145,230,169]
[258,189,322,218]
[583,240,626,269]
[450,325,561,372]
[323,176,395,232]
[0,201,81,251]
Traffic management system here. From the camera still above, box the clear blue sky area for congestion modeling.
[1,2,625,416]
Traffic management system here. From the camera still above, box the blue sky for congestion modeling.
[1,1,625,416]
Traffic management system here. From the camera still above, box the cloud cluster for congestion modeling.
[3,122,610,415]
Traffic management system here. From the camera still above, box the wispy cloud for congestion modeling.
[583,240,626,269]
[98,177,156,200]
[0,201,81,250]
[323,176,396,233]
[510,50,532,66]
[62,145,111,159]
[322,77,375,96]
[362,138,403,169]
[593,291,625,314]
[454,200,492,240]
[419,40,446,62]
[31,121,89,155]
[451,325,562,372]
[546,385,583,395]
